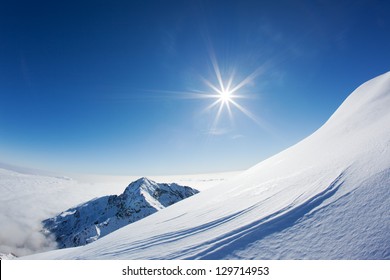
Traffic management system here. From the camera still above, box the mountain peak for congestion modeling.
[126,176,153,188]
[123,177,156,197]
[42,178,199,248]
[135,176,153,184]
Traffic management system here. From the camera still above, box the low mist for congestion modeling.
[0,213,57,257]
[0,168,115,257]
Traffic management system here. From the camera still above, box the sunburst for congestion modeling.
[199,53,264,129]
[145,53,266,131]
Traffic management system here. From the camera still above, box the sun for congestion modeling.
[200,59,262,128]
[219,87,233,103]
[170,51,265,130]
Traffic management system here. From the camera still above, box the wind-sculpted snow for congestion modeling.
[25,71,390,259]
[183,172,346,259]
[42,177,199,248]
[223,168,390,260]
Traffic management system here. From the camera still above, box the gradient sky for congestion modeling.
[1,0,390,175]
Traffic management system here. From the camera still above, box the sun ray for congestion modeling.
[226,71,235,92]
[201,76,223,95]
[209,50,226,92]
[210,101,225,132]
[202,98,223,114]
[229,65,265,94]
[229,99,266,128]
[225,100,234,122]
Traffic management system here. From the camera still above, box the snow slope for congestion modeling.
[25,72,390,259]
[0,166,236,257]
[43,177,198,248]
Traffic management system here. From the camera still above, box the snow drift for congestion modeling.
[25,71,390,259]
[43,177,198,248]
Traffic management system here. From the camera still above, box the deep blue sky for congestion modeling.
[1,0,389,175]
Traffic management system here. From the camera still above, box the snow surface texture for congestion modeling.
[42,177,198,248]
[21,72,390,259]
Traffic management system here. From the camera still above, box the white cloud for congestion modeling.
[205,127,231,136]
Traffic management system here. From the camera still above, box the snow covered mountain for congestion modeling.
[25,71,390,259]
[0,165,234,257]
[42,177,199,248]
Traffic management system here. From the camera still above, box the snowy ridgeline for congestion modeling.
[42,177,199,248]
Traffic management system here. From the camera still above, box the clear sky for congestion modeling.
[1,0,389,175]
